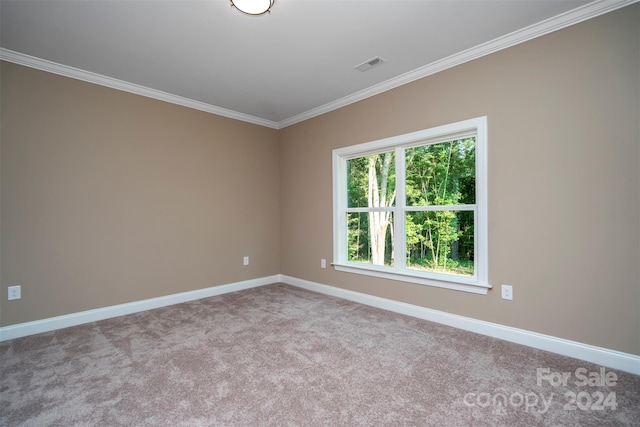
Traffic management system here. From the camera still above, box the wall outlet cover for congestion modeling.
[8,285,21,300]
[501,284,513,300]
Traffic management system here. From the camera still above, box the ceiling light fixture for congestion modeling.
[231,0,274,15]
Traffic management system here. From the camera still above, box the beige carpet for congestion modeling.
[1,283,639,426]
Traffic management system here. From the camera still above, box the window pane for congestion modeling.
[348,212,394,266]
[406,211,474,277]
[347,151,396,208]
[405,138,475,206]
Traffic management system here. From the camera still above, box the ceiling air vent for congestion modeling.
[355,56,386,72]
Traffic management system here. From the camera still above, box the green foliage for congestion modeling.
[347,152,395,265]
[347,157,368,208]
[405,138,475,275]
[347,138,475,276]
[347,213,368,261]
[347,152,395,208]
[408,256,475,276]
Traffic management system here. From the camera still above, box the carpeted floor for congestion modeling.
[1,283,639,426]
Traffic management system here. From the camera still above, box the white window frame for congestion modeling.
[332,116,490,295]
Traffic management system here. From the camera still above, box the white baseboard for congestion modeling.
[3,273,638,375]
[281,275,640,375]
[0,275,280,342]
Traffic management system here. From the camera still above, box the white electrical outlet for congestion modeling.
[243,256,249,266]
[321,259,326,269]
[501,284,513,301]
[8,285,21,301]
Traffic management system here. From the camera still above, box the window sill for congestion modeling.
[333,262,491,295]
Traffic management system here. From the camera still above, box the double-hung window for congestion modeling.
[332,117,489,294]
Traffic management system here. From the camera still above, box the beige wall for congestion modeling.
[1,62,281,326]
[280,5,640,355]
[1,5,639,356]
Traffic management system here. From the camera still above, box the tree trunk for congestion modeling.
[368,154,395,266]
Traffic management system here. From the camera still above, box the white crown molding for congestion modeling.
[0,0,636,130]
[0,48,280,130]
[281,275,640,375]
[278,0,638,128]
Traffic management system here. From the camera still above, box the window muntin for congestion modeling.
[333,117,489,294]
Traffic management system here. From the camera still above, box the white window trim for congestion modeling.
[332,116,490,295]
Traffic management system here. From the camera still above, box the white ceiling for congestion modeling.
[0,0,633,128]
